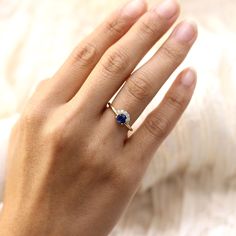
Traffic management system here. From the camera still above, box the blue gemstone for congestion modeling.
[116,114,127,124]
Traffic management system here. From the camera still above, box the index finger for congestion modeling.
[47,0,147,104]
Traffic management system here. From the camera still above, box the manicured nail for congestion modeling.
[181,69,196,87]
[173,21,197,43]
[155,0,178,20]
[122,0,146,18]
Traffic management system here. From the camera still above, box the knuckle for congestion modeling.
[145,113,171,139]
[101,48,130,75]
[76,144,106,176]
[139,16,158,38]
[72,43,97,66]
[105,18,125,35]
[159,45,184,62]
[82,155,132,190]
[166,92,187,112]
[45,122,70,151]
[21,106,46,127]
[126,73,152,102]
[107,164,132,190]
[41,125,69,157]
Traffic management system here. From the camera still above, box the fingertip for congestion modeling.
[172,20,198,44]
[184,20,198,41]
[180,68,197,88]
[121,0,148,19]
[152,0,180,22]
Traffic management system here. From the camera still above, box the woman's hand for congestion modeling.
[0,0,197,235]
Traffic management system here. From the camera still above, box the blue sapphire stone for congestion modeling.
[116,114,127,124]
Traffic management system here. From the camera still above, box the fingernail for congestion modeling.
[155,0,178,20]
[181,69,196,87]
[173,21,197,43]
[122,0,146,18]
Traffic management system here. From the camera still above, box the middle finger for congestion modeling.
[71,0,180,114]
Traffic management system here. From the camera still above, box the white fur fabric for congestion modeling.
[0,0,236,235]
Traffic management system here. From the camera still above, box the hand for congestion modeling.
[0,0,197,235]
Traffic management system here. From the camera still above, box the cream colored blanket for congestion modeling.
[0,0,236,235]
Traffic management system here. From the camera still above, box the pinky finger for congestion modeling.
[126,68,197,163]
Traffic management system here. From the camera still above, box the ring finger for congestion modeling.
[105,21,198,136]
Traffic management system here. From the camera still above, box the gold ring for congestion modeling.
[107,102,133,131]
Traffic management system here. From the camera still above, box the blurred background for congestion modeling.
[0,0,236,235]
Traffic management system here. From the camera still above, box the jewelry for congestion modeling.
[107,102,133,131]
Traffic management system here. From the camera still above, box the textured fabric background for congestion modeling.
[0,0,236,235]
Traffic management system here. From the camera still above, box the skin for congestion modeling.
[0,0,198,235]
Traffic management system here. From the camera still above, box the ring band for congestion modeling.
[107,102,133,131]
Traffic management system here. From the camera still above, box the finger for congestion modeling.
[47,0,147,103]
[126,68,197,164]
[71,0,180,113]
[109,21,197,135]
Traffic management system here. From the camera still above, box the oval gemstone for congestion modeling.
[116,114,127,124]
